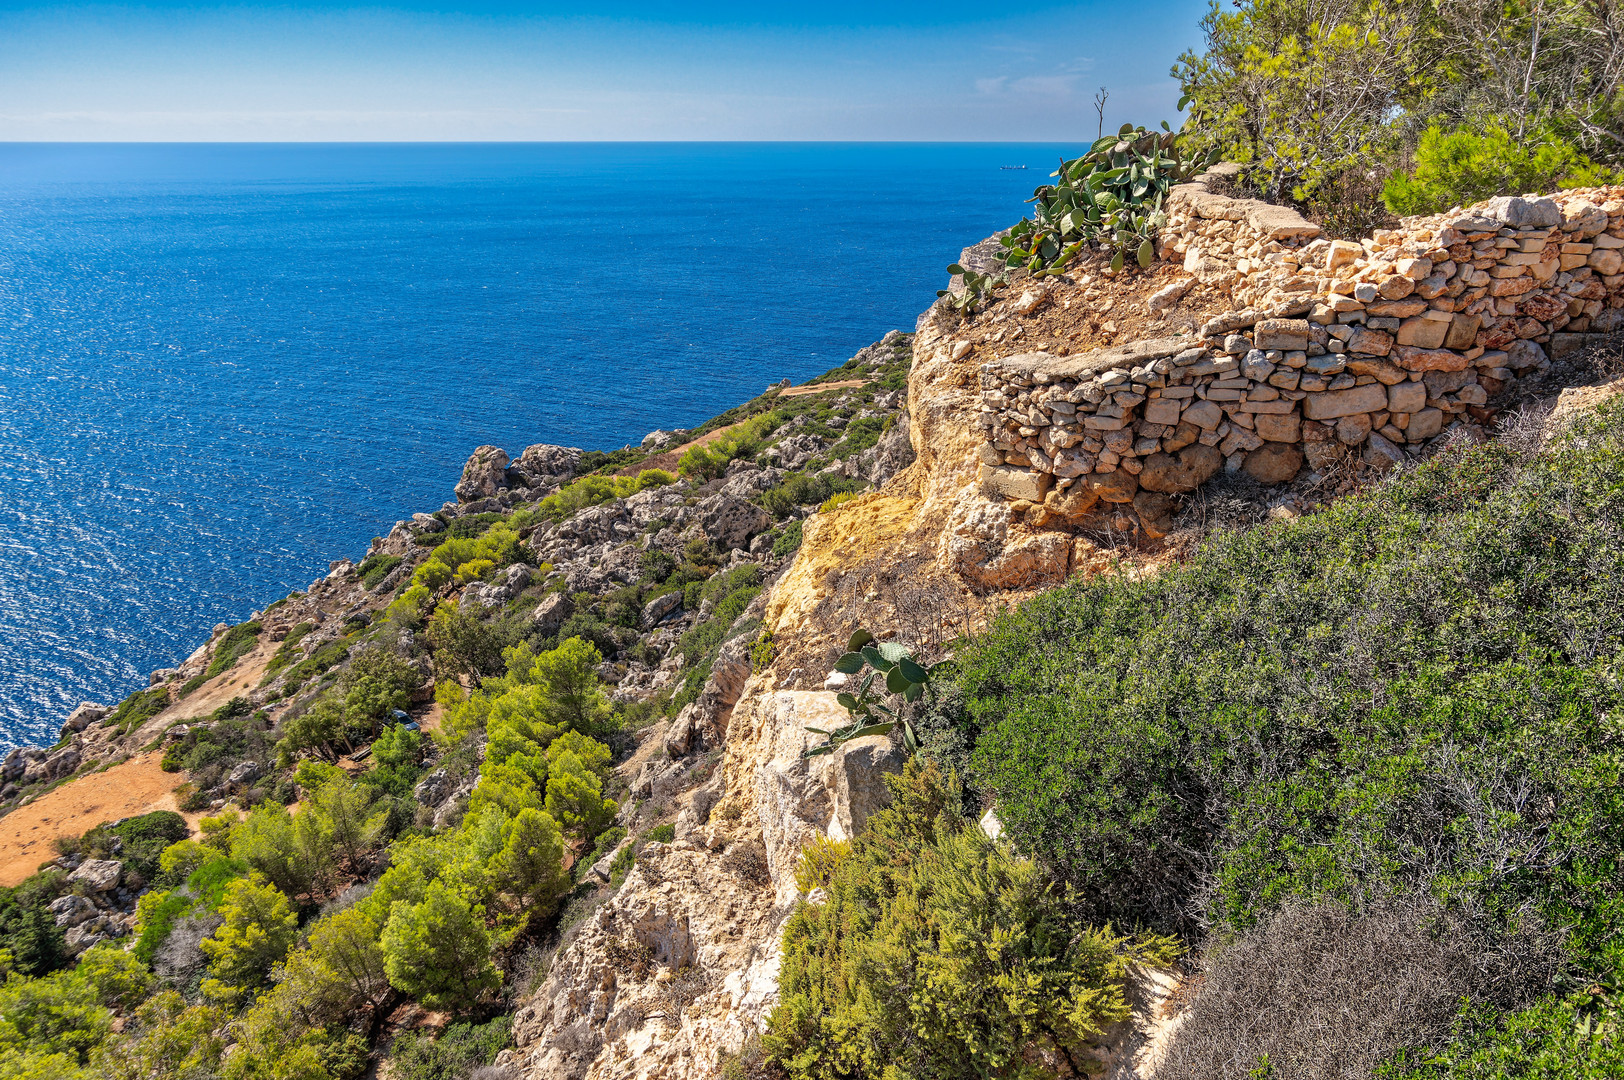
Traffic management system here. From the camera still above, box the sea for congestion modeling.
[0,142,1070,751]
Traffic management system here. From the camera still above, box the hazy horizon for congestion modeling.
[0,2,1206,142]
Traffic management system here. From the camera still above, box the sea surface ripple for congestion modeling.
[0,141,1067,749]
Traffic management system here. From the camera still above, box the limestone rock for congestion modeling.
[868,411,916,487]
[531,592,575,631]
[1132,491,1176,539]
[69,858,123,893]
[642,591,682,629]
[699,495,771,552]
[827,736,905,842]
[1138,445,1222,493]
[49,894,98,928]
[59,702,110,739]
[1086,469,1140,503]
[454,445,510,502]
[1481,195,1561,229]
[1243,443,1304,484]
[979,464,1051,502]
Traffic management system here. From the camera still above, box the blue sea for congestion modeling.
[0,142,1067,750]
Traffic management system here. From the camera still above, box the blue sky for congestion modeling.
[0,2,1211,140]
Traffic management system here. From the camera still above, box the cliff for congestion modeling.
[3,176,1622,1080]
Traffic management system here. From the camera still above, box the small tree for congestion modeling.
[199,874,298,997]
[544,751,618,840]
[380,882,499,1012]
[493,808,572,916]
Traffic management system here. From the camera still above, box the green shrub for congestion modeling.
[205,620,263,679]
[388,1016,512,1080]
[104,686,172,735]
[645,823,676,844]
[760,473,863,519]
[535,470,674,523]
[764,759,1176,1080]
[444,512,507,540]
[677,414,781,481]
[107,811,189,880]
[1383,125,1607,216]
[948,400,1624,958]
[357,554,404,590]
[772,520,804,557]
[261,622,315,682]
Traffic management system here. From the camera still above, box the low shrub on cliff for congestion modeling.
[941,399,1624,1071]
[535,469,674,523]
[104,685,172,736]
[765,759,1177,1080]
[205,620,263,679]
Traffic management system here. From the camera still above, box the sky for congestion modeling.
[0,2,1211,140]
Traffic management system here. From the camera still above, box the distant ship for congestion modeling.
[1000,165,1027,170]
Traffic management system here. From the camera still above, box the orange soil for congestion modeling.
[0,752,190,886]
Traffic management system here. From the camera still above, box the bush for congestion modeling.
[818,491,861,514]
[1159,898,1559,1080]
[357,554,404,590]
[389,1017,512,1080]
[261,622,315,681]
[206,621,263,679]
[771,521,803,557]
[759,472,862,519]
[764,759,1176,1080]
[535,470,674,523]
[678,414,780,481]
[950,405,1624,946]
[1383,125,1604,216]
[104,686,171,735]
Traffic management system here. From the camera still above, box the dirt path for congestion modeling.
[0,752,189,886]
[620,378,871,477]
[131,634,280,744]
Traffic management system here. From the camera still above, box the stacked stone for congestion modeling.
[976,185,1624,530]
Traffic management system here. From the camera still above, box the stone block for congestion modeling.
[1377,275,1416,300]
[1406,408,1445,441]
[1326,240,1362,272]
[1591,248,1624,276]
[1396,317,1449,349]
[1143,398,1183,427]
[1387,381,1427,414]
[1137,445,1223,493]
[1395,346,1472,372]
[1346,326,1395,357]
[1335,413,1372,445]
[979,465,1052,502]
[1479,195,1560,229]
[1243,443,1304,484]
[1445,313,1482,350]
[1183,400,1224,430]
[1301,382,1390,420]
[1254,412,1301,443]
[1254,318,1310,352]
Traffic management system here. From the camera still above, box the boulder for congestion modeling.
[1243,443,1304,484]
[664,705,696,758]
[227,761,262,786]
[413,768,453,807]
[1138,445,1223,493]
[49,894,98,928]
[60,703,111,739]
[1,749,27,783]
[827,736,906,842]
[698,494,771,551]
[642,591,682,629]
[68,858,123,893]
[589,839,631,882]
[1043,484,1100,522]
[1132,491,1176,539]
[1085,469,1140,503]
[454,445,510,503]
[531,592,575,631]
[24,747,81,785]
[868,411,917,487]
[1481,195,1561,229]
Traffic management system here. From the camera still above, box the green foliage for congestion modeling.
[89,989,227,1080]
[232,801,333,899]
[444,511,508,540]
[1378,995,1624,1079]
[492,807,571,916]
[206,620,263,679]
[772,519,804,556]
[104,686,171,736]
[808,629,943,758]
[544,750,618,840]
[645,823,676,844]
[198,874,298,997]
[356,553,404,590]
[427,600,521,680]
[380,880,499,1012]
[677,414,780,480]
[0,874,71,978]
[387,1017,512,1080]
[411,526,521,593]
[765,759,1176,1080]
[1007,125,1207,275]
[1383,124,1614,215]
[947,401,1624,965]
[536,469,675,522]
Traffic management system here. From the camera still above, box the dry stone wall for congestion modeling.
[977,172,1624,534]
